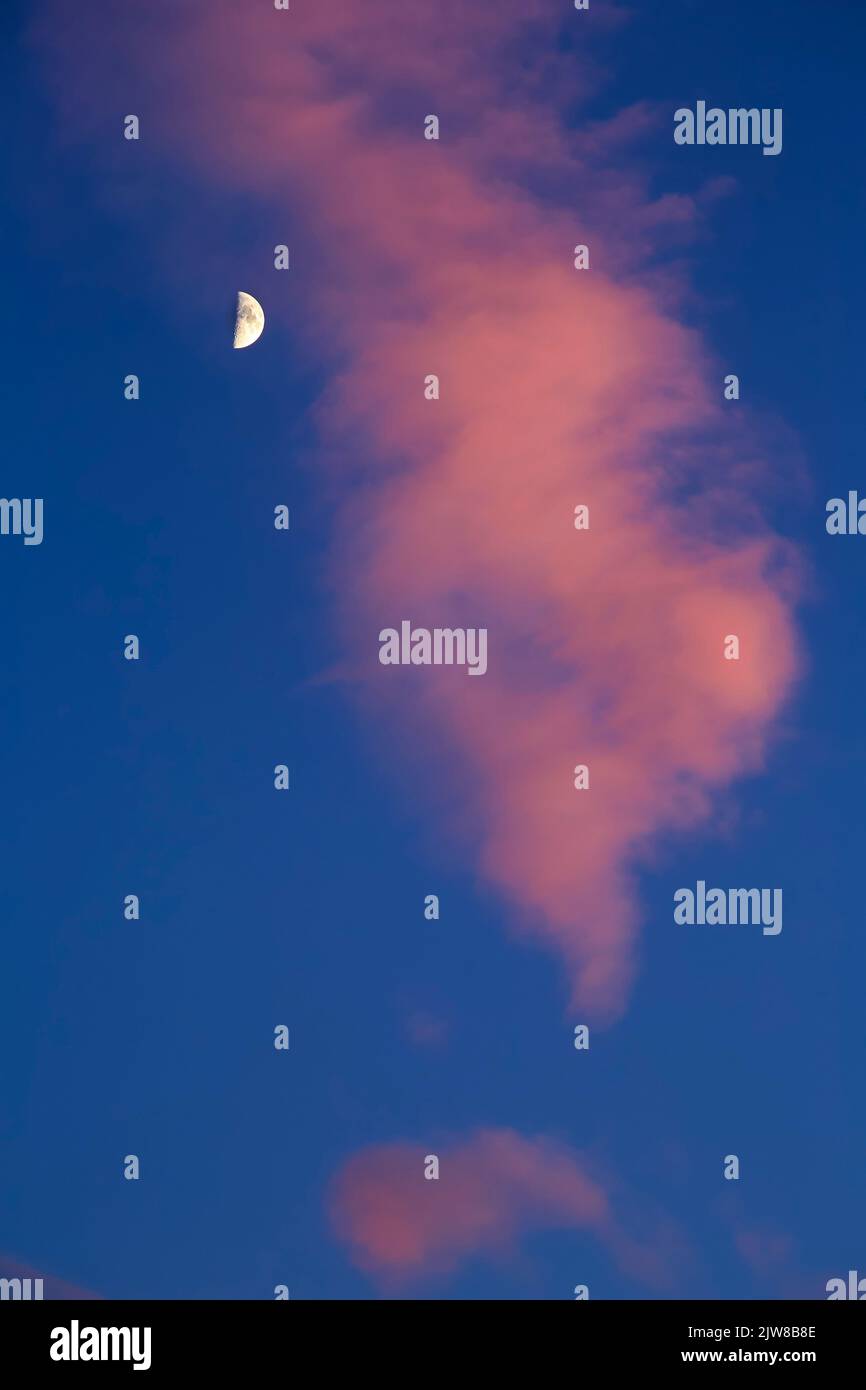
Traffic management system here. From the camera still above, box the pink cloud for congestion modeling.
[34,0,802,1016]
[328,1128,687,1291]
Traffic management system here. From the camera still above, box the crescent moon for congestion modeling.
[233,291,265,349]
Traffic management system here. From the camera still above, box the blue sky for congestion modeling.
[1,0,864,1299]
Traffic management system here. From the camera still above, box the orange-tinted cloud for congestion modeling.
[35,1,802,1015]
[328,1127,687,1291]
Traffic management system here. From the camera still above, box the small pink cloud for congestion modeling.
[329,1128,687,1291]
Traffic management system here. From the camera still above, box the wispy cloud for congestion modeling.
[328,1127,689,1292]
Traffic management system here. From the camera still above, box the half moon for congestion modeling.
[233,291,265,349]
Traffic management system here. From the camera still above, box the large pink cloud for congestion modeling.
[34,0,802,1015]
[328,1128,688,1291]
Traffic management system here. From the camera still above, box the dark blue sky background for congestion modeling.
[1,0,864,1298]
